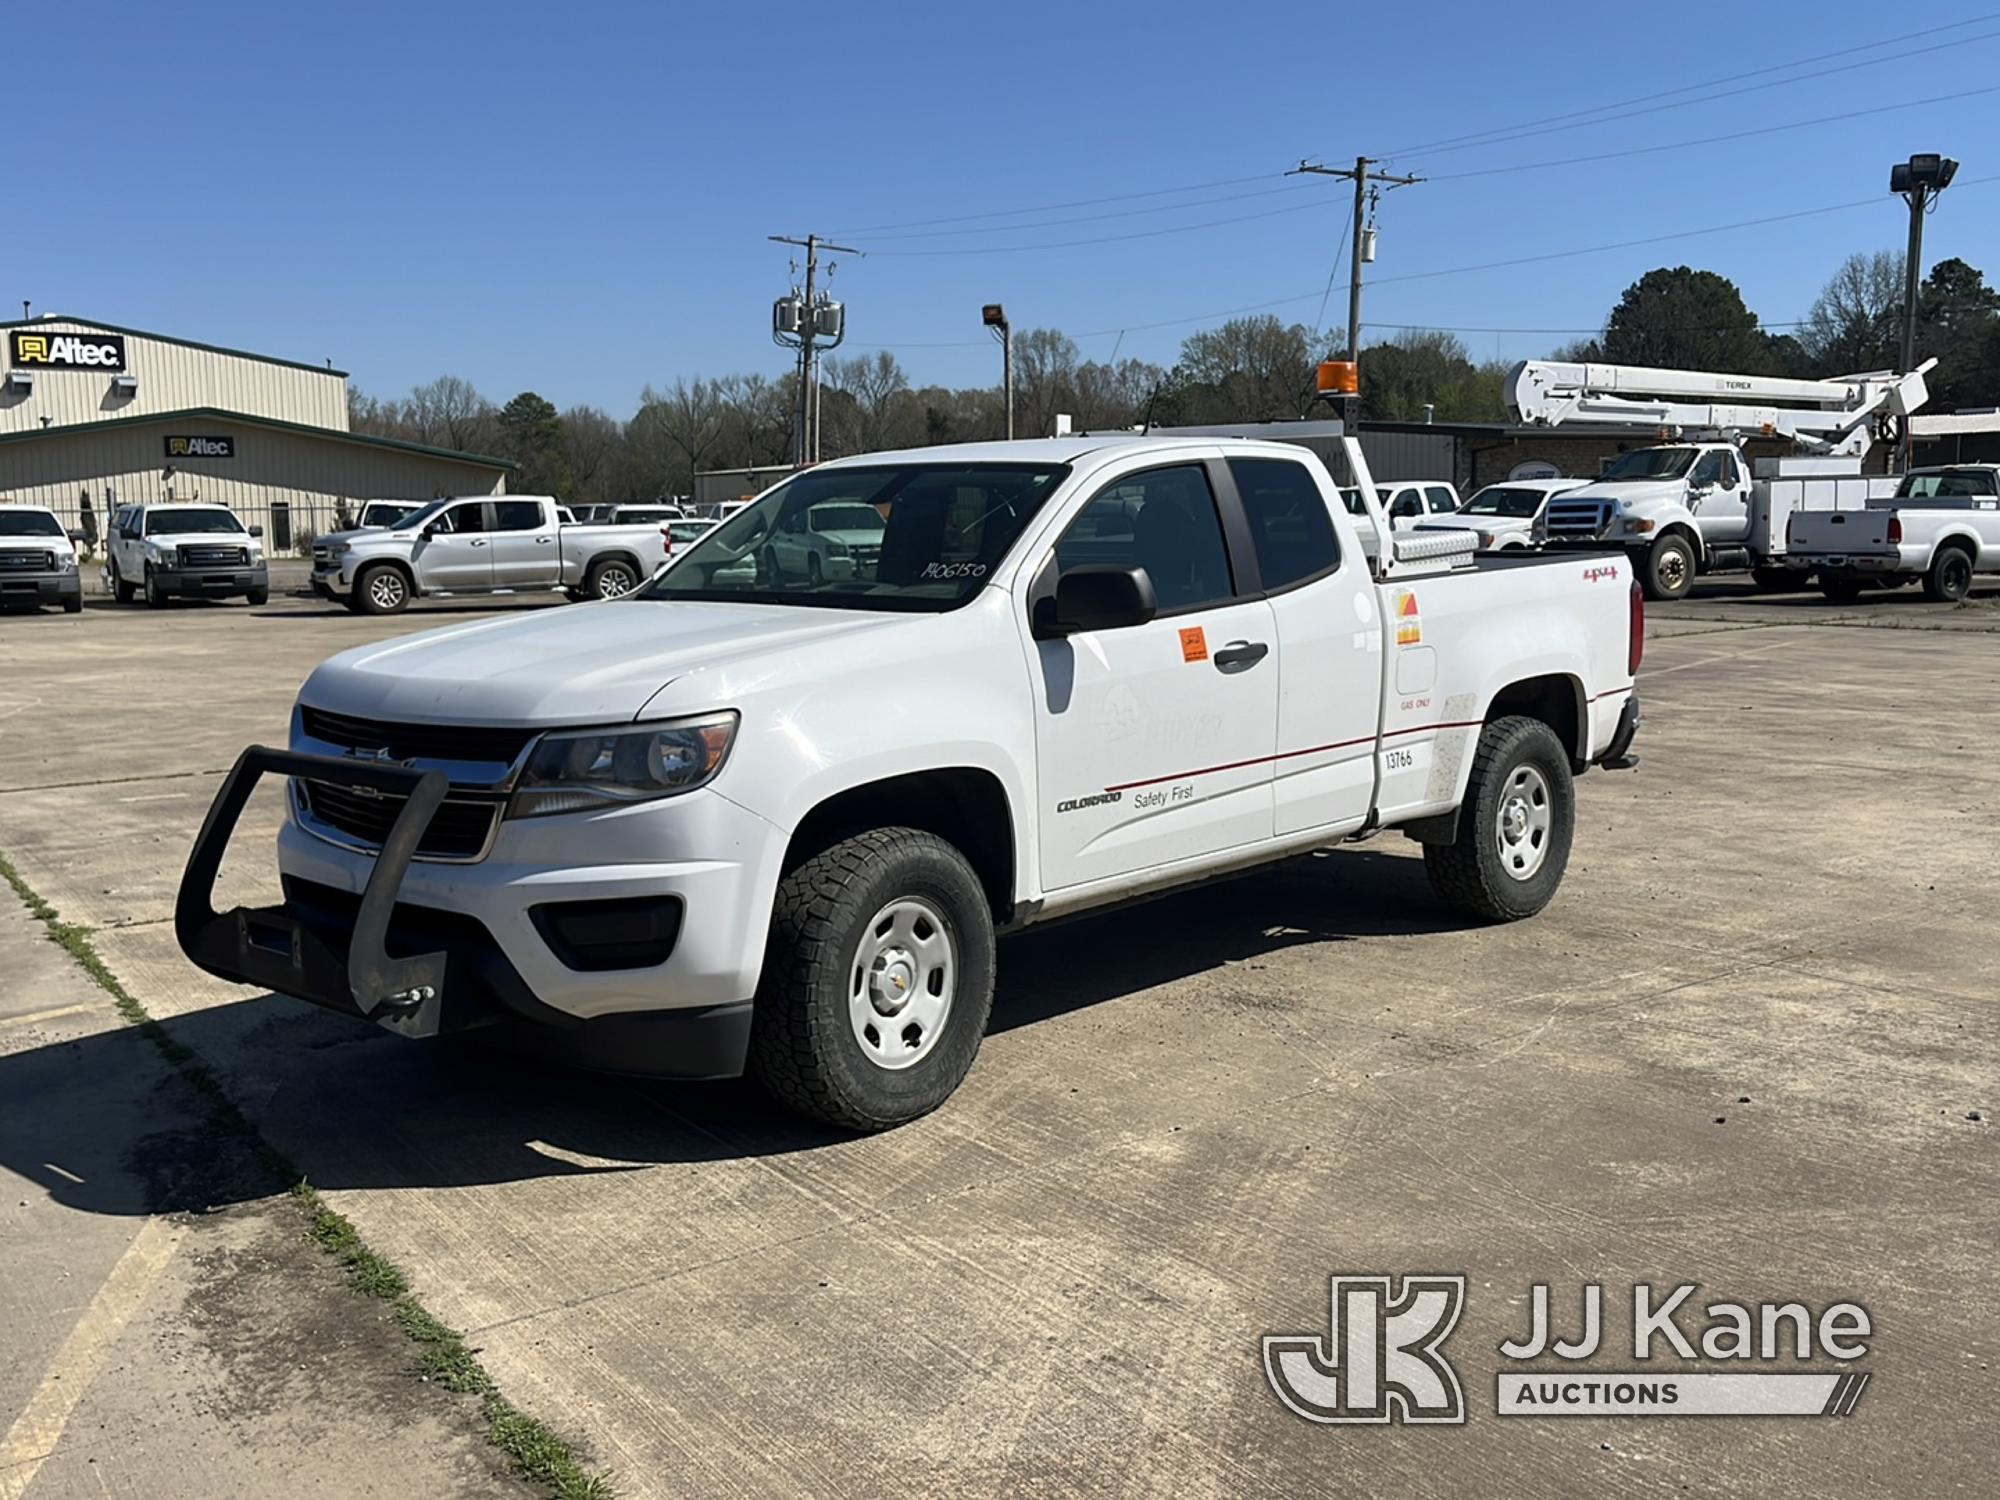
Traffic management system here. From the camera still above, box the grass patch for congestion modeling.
[1,849,613,1499]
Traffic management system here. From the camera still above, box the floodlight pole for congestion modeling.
[983,304,1013,439]
[1889,154,1957,472]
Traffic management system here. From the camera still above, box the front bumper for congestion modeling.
[153,562,268,598]
[176,745,778,1077]
[0,570,81,606]
[311,562,352,597]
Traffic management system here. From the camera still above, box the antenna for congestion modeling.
[1141,381,1163,435]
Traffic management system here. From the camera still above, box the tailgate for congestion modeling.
[1789,508,1896,556]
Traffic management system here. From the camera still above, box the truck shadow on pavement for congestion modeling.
[3,847,1465,1217]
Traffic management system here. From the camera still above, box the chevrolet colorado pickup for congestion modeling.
[0,504,85,613]
[178,435,1642,1129]
[1787,464,2000,602]
[310,494,670,613]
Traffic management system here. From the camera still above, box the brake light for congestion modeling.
[1628,577,1644,675]
[662,524,674,555]
[1886,515,1902,544]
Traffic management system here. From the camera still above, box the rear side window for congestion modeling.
[1056,464,1235,613]
[492,501,545,531]
[1229,458,1339,590]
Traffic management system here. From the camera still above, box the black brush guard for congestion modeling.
[175,746,460,1037]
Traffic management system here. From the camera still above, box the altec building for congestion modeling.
[0,315,513,551]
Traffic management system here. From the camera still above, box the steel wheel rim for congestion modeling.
[1660,548,1688,589]
[1944,555,1970,596]
[848,897,955,1071]
[369,572,405,609]
[597,566,635,598]
[1495,764,1553,881]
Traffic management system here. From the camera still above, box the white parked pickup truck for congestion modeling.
[106,502,268,608]
[1419,478,1588,551]
[1787,464,2000,602]
[0,504,85,613]
[177,435,1642,1129]
[310,494,670,613]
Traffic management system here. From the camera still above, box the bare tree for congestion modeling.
[406,375,494,451]
[561,406,623,503]
[1800,251,1904,374]
[1011,328,1080,439]
[821,351,911,454]
[631,378,732,496]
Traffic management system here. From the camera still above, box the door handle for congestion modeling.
[536,535,554,544]
[1212,641,1269,671]
[469,539,487,547]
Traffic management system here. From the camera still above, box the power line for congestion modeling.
[846,179,1327,243]
[1377,14,2000,159]
[859,194,1341,257]
[822,15,1999,242]
[1423,83,2000,182]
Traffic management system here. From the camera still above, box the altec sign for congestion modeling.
[10,330,128,371]
[165,436,235,459]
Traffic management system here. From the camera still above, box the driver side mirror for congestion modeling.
[67,530,83,543]
[1035,564,1158,639]
[249,525,264,538]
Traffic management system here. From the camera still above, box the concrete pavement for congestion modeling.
[0,580,1994,1496]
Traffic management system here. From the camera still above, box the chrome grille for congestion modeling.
[1543,499,1616,540]
[0,551,53,571]
[179,544,248,568]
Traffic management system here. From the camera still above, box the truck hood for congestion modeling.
[1559,479,1683,512]
[145,530,259,549]
[0,536,73,556]
[299,599,905,725]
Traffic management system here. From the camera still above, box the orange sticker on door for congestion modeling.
[1179,626,1208,662]
[1393,589,1422,646]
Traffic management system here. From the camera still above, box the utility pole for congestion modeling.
[770,233,859,464]
[1289,158,1422,426]
[982,303,1013,438]
[1887,154,1957,472]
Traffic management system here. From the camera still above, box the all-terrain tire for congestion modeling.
[1641,534,1696,602]
[748,827,996,1131]
[144,567,169,609]
[1922,545,1974,604]
[111,563,136,605]
[1423,716,1576,922]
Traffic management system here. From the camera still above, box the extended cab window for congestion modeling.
[1056,464,1235,613]
[1228,458,1338,590]
[643,462,1069,613]
[492,501,545,531]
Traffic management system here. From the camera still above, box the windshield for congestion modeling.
[667,521,713,543]
[390,500,449,531]
[615,508,679,523]
[0,510,63,538]
[1897,468,1999,499]
[640,462,1071,612]
[1459,487,1547,518]
[144,508,245,535]
[362,503,420,524]
[1600,448,1697,482]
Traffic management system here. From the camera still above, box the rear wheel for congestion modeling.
[1819,575,1864,604]
[1641,534,1696,601]
[1922,546,1974,604]
[355,563,410,615]
[1423,716,1576,922]
[748,827,996,1131]
[585,558,639,600]
[1750,566,1797,593]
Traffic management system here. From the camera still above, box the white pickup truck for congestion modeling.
[177,435,1642,1129]
[1787,464,2000,602]
[0,504,85,613]
[310,494,670,613]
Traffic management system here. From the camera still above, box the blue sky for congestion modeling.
[15,1,1999,416]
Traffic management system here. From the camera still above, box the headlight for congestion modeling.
[825,540,850,559]
[57,553,79,573]
[1623,517,1656,535]
[1476,531,1496,548]
[509,712,738,818]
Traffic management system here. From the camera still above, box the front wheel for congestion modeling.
[355,563,410,615]
[1922,547,1974,604]
[749,828,996,1131]
[1641,535,1696,601]
[111,562,136,605]
[1423,716,1576,922]
[144,567,169,609]
[245,587,269,607]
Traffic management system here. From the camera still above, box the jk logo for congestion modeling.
[1263,1274,1467,1424]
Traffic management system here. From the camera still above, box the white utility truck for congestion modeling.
[310,495,671,613]
[1508,359,1932,599]
[1787,463,2000,602]
[178,435,1641,1130]
[1419,478,1588,551]
[0,504,85,613]
[106,502,269,608]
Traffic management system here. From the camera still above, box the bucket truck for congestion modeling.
[1504,359,1933,599]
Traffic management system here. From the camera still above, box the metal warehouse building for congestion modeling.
[0,315,512,553]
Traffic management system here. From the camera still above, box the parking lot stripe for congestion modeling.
[0,1216,185,1499]
[0,1001,98,1029]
